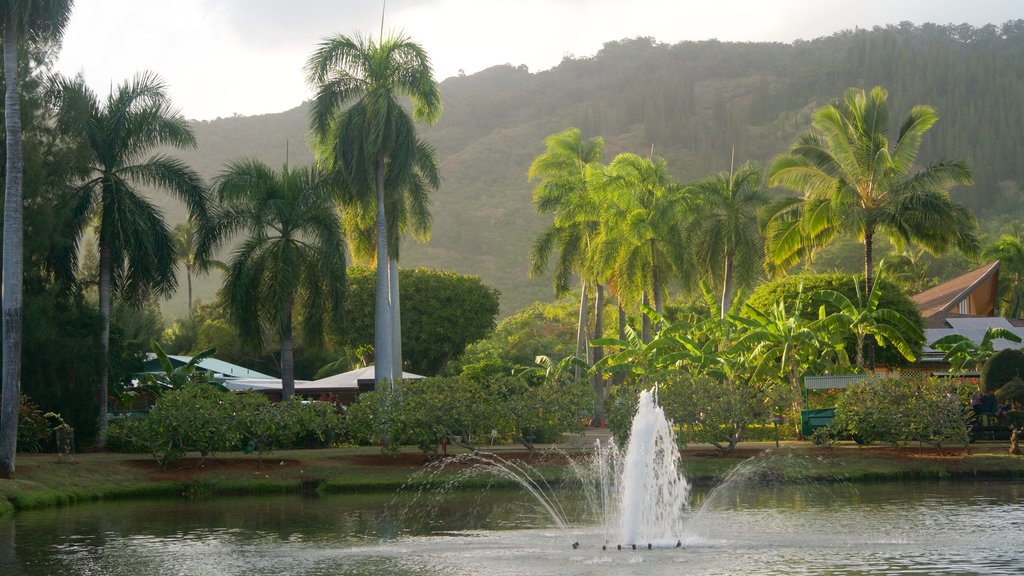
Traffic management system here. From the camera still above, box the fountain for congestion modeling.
[400,386,690,550]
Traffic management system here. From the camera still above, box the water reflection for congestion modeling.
[0,481,1022,575]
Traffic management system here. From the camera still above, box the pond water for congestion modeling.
[1,480,1022,575]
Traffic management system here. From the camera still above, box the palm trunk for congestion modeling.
[96,242,113,449]
[186,264,193,317]
[641,291,651,344]
[390,257,402,382]
[864,230,875,369]
[613,299,627,389]
[575,281,589,379]
[591,284,605,423]
[721,249,733,319]
[0,16,23,478]
[373,154,394,391]
[280,297,295,400]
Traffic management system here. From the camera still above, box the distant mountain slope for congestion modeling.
[157,21,1024,318]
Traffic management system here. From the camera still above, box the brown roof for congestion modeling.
[910,261,1000,320]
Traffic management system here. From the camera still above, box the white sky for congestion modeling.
[54,0,1022,121]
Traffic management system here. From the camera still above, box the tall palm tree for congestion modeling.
[337,136,438,377]
[306,32,441,388]
[205,160,346,400]
[50,72,209,447]
[688,160,767,318]
[527,128,604,364]
[527,127,605,418]
[594,152,690,342]
[767,86,979,297]
[172,220,226,317]
[1,0,74,479]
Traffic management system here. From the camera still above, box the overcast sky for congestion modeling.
[54,0,1021,121]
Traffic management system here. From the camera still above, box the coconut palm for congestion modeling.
[688,160,767,318]
[982,232,1024,319]
[767,86,979,297]
[205,160,346,400]
[593,152,690,342]
[306,31,441,388]
[172,221,227,317]
[50,72,208,448]
[0,0,74,479]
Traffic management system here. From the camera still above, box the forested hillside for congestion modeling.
[162,21,1024,317]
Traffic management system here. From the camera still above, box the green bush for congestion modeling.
[981,348,1024,394]
[661,373,770,454]
[7,394,51,453]
[142,384,241,467]
[833,376,971,448]
[105,416,148,453]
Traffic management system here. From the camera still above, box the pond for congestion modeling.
[1,480,1022,575]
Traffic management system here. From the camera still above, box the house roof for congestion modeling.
[304,365,424,390]
[922,316,1024,362]
[148,355,276,380]
[910,261,1000,321]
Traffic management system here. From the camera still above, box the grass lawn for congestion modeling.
[2,441,1022,517]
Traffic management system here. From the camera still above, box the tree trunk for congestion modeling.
[373,154,393,391]
[720,249,733,319]
[390,257,402,382]
[0,15,22,478]
[640,291,651,344]
[575,281,589,379]
[280,297,295,400]
[613,299,627,388]
[864,230,875,369]
[591,284,605,423]
[186,264,193,317]
[96,242,113,449]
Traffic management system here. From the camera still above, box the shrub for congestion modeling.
[981,348,1024,394]
[661,373,770,454]
[833,376,972,448]
[142,384,240,467]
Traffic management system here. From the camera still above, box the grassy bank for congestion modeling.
[2,442,1023,518]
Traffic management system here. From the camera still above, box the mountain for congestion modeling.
[157,21,1024,319]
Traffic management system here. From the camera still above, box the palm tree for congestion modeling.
[205,160,346,400]
[594,152,690,342]
[0,0,74,480]
[983,232,1024,318]
[527,127,606,419]
[528,128,604,360]
[306,32,441,389]
[767,86,979,297]
[50,72,208,448]
[688,160,767,318]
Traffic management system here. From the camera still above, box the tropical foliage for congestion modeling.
[204,160,346,400]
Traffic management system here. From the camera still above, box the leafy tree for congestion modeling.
[50,72,209,448]
[204,160,346,400]
[307,32,442,388]
[687,160,767,318]
[982,232,1024,318]
[767,86,979,297]
[660,373,768,455]
[0,0,74,478]
[328,267,498,376]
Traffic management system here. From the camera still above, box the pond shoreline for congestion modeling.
[3,441,1023,518]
